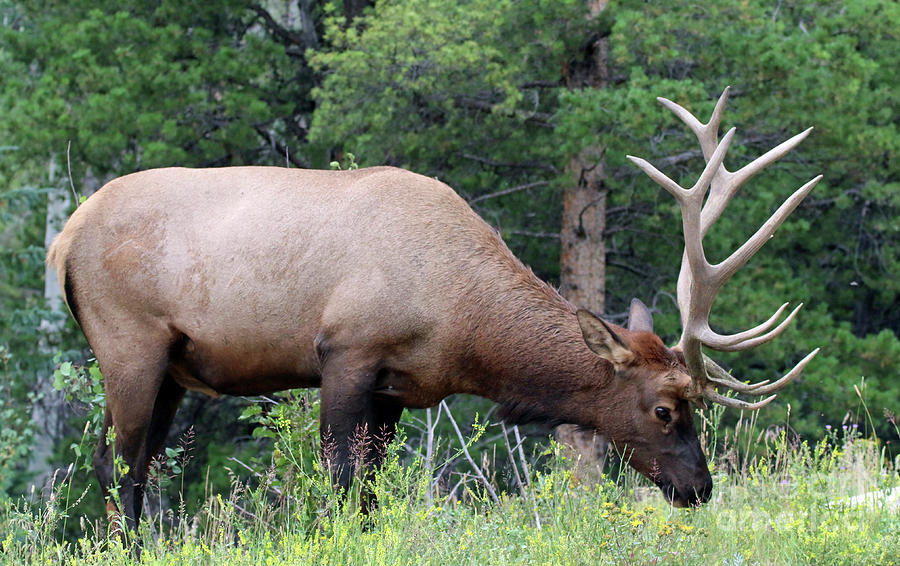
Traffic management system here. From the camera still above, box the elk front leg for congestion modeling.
[318,353,404,496]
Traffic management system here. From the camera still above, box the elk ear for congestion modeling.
[576,309,634,366]
[627,298,654,333]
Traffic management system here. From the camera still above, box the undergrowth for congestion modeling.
[1,395,898,565]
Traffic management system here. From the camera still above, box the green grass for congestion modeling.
[2,419,898,566]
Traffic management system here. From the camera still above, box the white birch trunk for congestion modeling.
[28,155,71,493]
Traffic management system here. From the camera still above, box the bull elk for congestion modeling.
[47,87,819,533]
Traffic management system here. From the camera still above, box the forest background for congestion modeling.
[0,0,897,534]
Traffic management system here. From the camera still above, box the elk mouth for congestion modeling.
[655,479,711,508]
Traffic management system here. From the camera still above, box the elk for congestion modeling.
[47,87,819,533]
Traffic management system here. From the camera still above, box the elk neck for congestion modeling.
[451,268,621,430]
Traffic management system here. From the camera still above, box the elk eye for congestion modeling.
[655,407,672,423]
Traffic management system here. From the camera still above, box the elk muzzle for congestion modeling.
[654,433,713,507]
[656,472,713,507]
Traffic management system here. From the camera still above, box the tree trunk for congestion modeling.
[31,160,101,493]
[555,0,611,482]
[29,155,70,493]
[559,148,606,311]
[560,0,610,309]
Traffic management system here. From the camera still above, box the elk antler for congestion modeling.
[627,87,822,410]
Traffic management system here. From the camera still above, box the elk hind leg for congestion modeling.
[134,374,186,525]
[91,333,172,537]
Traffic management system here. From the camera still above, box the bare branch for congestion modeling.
[254,126,309,168]
[440,400,499,504]
[468,181,549,204]
[505,230,561,240]
[66,140,79,206]
[519,80,562,89]
[461,153,560,174]
[250,4,314,49]
[606,259,652,278]
[510,424,541,530]
[452,96,553,128]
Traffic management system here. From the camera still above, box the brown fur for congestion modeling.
[48,166,711,531]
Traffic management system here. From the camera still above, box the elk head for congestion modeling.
[612,87,821,504]
[578,299,711,507]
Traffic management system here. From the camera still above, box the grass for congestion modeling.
[1,406,899,565]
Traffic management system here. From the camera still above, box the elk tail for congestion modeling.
[46,233,82,326]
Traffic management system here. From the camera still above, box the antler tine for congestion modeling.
[657,86,730,161]
[625,156,686,200]
[736,348,820,396]
[715,174,822,282]
[657,97,705,135]
[699,302,803,351]
[730,127,815,191]
[661,88,734,242]
[627,126,736,204]
[699,128,815,238]
[702,348,819,407]
[690,127,736,200]
[704,356,771,393]
[704,389,777,411]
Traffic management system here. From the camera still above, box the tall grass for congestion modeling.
[2,398,898,565]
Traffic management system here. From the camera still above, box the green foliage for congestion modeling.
[0,179,57,382]
[0,0,897,530]
[1,0,299,175]
[0,346,35,496]
[310,0,588,275]
[311,0,584,164]
[52,360,102,408]
[1,400,898,565]
[239,390,322,482]
[0,171,55,495]
[329,152,359,171]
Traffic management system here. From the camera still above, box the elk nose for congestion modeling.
[688,476,713,506]
[698,476,713,503]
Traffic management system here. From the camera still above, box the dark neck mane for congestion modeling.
[456,266,618,430]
